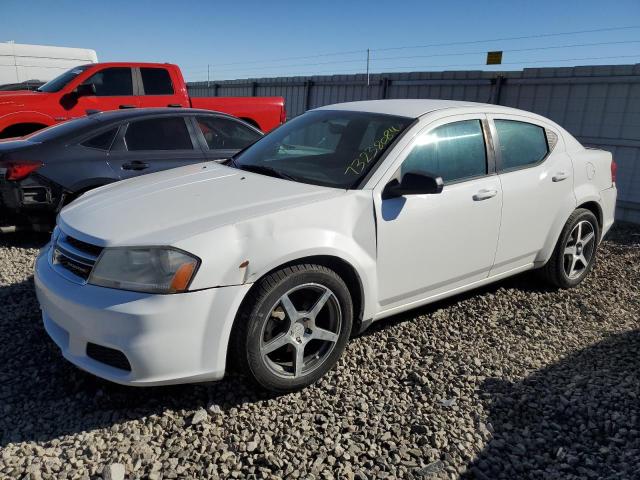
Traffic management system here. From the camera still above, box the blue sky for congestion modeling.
[1,0,639,81]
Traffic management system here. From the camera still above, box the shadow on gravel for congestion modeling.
[466,330,640,480]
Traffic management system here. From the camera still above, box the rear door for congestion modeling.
[107,115,205,179]
[71,67,139,115]
[136,67,188,108]
[488,114,576,275]
[193,115,263,161]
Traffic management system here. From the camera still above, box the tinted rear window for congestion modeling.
[140,68,174,95]
[125,117,193,150]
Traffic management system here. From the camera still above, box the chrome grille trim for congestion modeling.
[49,232,104,284]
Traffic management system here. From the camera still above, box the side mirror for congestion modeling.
[75,83,96,97]
[382,171,444,199]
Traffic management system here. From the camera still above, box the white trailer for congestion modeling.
[0,42,98,86]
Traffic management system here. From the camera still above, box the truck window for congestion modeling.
[196,116,262,150]
[140,68,174,95]
[82,67,133,96]
[124,117,193,151]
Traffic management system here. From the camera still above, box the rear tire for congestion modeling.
[232,264,353,392]
[541,208,599,288]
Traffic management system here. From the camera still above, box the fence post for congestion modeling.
[251,81,258,97]
[213,83,218,97]
[491,75,505,104]
[381,77,389,99]
[304,80,314,112]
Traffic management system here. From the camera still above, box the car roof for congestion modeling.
[88,107,231,123]
[314,99,499,118]
[24,108,241,143]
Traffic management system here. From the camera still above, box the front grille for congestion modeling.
[86,343,132,371]
[51,232,104,283]
[64,235,104,257]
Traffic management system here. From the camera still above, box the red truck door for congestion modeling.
[135,66,190,109]
[70,66,140,116]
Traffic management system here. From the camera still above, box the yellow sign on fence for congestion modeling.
[486,51,503,65]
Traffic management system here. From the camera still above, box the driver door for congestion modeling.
[68,67,139,117]
[374,115,502,313]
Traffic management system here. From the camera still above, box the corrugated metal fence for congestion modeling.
[188,64,640,223]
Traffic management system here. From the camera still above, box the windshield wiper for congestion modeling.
[235,164,297,181]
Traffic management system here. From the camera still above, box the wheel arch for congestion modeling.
[225,253,366,375]
[0,112,56,138]
[240,254,365,334]
[576,200,603,234]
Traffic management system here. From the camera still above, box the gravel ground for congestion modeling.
[0,224,638,480]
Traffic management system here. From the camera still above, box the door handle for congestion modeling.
[119,104,136,109]
[473,189,498,201]
[167,103,182,107]
[552,171,569,182]
[122,161,149,171]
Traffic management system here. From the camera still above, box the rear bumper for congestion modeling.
[0,175,61,228]
[600,185,617,239]
[34,248,251,386]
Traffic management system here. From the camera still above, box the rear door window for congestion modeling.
[196,116,262,150]
[124,117,193,151]
[82,67,133,96]
[494,120,549,171]
[402,120,487,183]
[140,68,174,95]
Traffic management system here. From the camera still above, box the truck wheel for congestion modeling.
[233,264,353,392]
[542,208,599,288]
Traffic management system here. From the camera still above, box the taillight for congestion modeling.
[5,162,43,181]
[611,159,617,185]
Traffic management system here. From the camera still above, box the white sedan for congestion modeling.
[34,100,617,392]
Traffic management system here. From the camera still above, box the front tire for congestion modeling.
[234,264,353,392]
[542,208,600,288]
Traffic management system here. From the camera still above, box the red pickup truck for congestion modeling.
[0,62,285,138]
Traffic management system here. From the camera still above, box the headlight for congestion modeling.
[88,247,200,294]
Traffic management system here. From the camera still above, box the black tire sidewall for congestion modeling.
[244,266,353,392]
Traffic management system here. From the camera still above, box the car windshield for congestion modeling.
[37,65,91,93]
[233,110,413,189]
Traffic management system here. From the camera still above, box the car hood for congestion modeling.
[58,163,345,246]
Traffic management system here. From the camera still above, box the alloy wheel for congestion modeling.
[259,283,342,379]
[563,220,596,279]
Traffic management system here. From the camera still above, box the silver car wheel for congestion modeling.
[563,220,597,279]
[259,283,342,379]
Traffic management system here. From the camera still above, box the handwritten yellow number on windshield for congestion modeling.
[345,126,400,176]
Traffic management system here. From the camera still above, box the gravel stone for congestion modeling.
[0,224,638,479]
[102,463,125,480]
[190,408,208,425]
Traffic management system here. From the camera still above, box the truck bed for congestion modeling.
[190,97,285,132]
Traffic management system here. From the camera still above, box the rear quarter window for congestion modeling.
[81,127,118,150]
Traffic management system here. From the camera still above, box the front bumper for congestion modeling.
[34,249,251,386]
